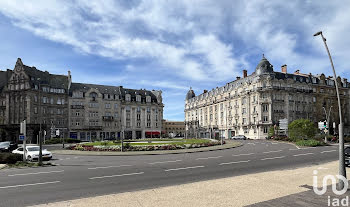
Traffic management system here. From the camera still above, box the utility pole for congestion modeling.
[314,31,346,189]
[121,125,124,152]
[20,120,27,162]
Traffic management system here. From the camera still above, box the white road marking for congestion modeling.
[232,153,254,157]
[164,165,205,172]
[8,170,64,177]
[247,143,255,145]
[263,150,283,154]
[271,143,279,145]
[148,160,182,165]
[293,153,314,157]
[289,149,300,151]
[219,160,250,165]
[261,156,286,161]
[74,157,79,159]
[0,181,60,189]
[88,165,132,170]
[196,156,222,160]
[89,172,144,180]
[321,150,337,153]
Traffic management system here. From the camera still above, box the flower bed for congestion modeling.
[68,140,225,151]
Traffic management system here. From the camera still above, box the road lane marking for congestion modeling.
[271,143,279,145]
[148,160,182,165]
[263,150,283,154]
[89,172,144,180]
[232,153,254,157]
[321,150,337,153]
[293,153,314,157]
[219,160,250,165]
[289,149,300,151]
[88,165,132,170]
[247,143,255,145]
[261,156,286,160]
[164,166,204,172]
[196,156,222,160]
[0,181,60,189]
[8,170,64,177]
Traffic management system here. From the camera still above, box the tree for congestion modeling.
[268,126,279,138]
[288,119,316,141]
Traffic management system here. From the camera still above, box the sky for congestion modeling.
[0,1,349,121]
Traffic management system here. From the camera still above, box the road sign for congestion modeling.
[19,135,25,141]
[318,122,325,130]
[279,118,288,130]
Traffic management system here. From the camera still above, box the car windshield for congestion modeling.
[27,147,40,151]
[345,147,350,154]
[0,142,9,146]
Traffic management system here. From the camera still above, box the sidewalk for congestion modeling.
[51,140,241,156]
[32,161,350,207]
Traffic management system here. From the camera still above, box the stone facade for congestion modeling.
[69,83,163,140]
[0,58,69,143]
[161,120,185,137]
[184,55,350,139]
[0,58,163,142]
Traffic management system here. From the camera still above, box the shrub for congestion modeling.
[0,153,23,164]
[295,139,325,147]
[288,119,316,141]
[45,138,81,144]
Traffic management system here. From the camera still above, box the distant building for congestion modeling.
[185,55,350,139]
[162,120,185,137]
[0,58,163,142]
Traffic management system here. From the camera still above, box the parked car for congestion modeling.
[231,135,247,140]
[12,145,52,161]
[345,146,350,167]
[0,141,18,152]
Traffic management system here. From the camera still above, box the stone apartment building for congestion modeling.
[69,83,163,140]
[161,120,185,137]
[0,58,69,143]
[185,55,350,139]
[0,58,163,142]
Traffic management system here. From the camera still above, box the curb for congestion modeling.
[51,142,243,156]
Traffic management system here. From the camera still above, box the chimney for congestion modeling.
[243,70,247,78]
[203,90,208,93]
[281,64,287,73]
[236,76,241,80]
[294,69,300,74]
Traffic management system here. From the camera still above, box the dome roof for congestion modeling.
[255,54,274,75]
[186,87,195,100]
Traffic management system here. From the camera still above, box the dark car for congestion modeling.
[0,141,18,152]
[345,146,350,167]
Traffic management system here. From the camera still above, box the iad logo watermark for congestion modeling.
[313,170,349,206]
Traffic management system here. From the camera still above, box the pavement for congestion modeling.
[31,161,350,207]
[50,140,242,156]
[0,140,342,207]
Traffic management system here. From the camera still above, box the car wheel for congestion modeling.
[27,155,32,162]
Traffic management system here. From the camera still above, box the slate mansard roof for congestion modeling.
[70,83,160,103]
[187,55,349,102]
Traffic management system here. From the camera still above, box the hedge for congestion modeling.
[0,153,23,164]
[45,138,81,144]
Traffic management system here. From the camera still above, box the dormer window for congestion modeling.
[136,95,141,102]
[126,94,131,101]
[146,96,151,103]
[89,92,98,101]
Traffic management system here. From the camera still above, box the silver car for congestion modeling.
[232,135,247,140]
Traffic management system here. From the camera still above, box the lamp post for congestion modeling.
[314,31,346,189]
[37,78,43,166]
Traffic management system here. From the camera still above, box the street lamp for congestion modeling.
[37,78,43,166]
[314,31,346,189]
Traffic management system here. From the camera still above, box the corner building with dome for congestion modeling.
[184,55,350,139]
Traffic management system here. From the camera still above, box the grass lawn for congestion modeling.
[82,139,212,146]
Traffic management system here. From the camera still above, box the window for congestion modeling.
[215,105,217,111]
[136,95,141,102]
[137,107,141,112]
[263,127,268,134]
[34,95,38,102]
[137,114,141,121]
[146,96,151,103]
[57,98,62,105]
[114,103,118,109]
[50,98,54,104]
[147,114,151,121]
[114,112,118,118]
[34,107,38,114]
[242,108,246,114]
[105,103,111,109]
[126,106,131,112]
[263,104,268,112]
[126,94,131,101]
[263,116,268,122]
[137,122,141,127]
[242,118,246,124]
[147,107,150,113]
[147,122,151,128]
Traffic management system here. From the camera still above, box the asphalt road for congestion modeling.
[0,140,341,207]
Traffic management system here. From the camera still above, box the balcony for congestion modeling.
[88,126,102,130]
[102,116,114,121]
[71,105,84,109]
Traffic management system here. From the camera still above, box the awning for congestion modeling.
[145,131,160,136]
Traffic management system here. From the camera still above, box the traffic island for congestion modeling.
[51,139,242,156]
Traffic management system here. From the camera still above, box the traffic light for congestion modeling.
[324,121,327,129]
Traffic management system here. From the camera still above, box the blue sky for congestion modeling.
[0,1,349,121]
